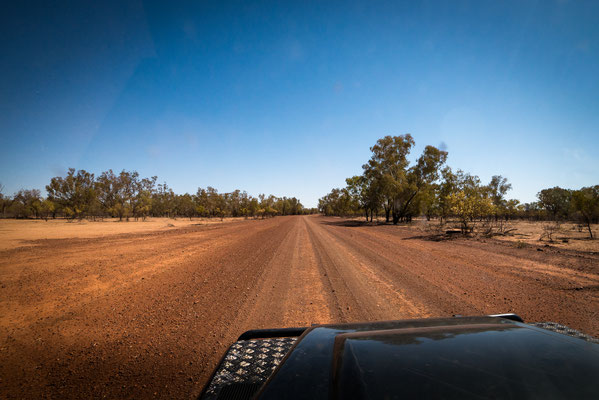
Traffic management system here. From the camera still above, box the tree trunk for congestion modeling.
[586,219,594,239]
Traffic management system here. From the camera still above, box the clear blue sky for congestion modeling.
[1,0,597,208]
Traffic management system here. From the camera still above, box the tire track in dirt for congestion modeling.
[281,218,334,326]
[1,217,300,399]
[232,217,335,332]
[0,220,278,330]
[315,216,599,335]
[304,217,426,321]
[317,221,506,316]
[1,215,597,399]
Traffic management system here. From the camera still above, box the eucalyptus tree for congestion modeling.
[447,171,494,233]
[46,168,96,219]
[487,175,512,220]
[96,170,119,217]
[571,186,599,239]
[0,183,9,217]
[11,189,42,218]
[362,134,414,222]
[392,145,447,223]
[537,187,572,221]
[346,175,379,221]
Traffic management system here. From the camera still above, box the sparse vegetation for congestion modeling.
[318,135,598,239]
[540,222,561,243]
[515,240,527,249]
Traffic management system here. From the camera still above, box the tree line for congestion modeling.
[318,135,599,238]
[0,169,316,221]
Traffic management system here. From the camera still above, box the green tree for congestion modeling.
[114,171,137,221]
[95,170,119,217]
[46,169,96,219]
[11,189,42,218]
[362,135,414,222]
[213,189,227,219]
[419,184,438,221]
[318,188,357,217]
[437,167,458,223]
[522,202,543,221]
[248,197,259,218]
[135,191,153,220]
[537,187,572,221]
[445,171,495,233]
[154,183,176,217]
[227,190,242,217]
[504,199,521,221]
[131,176,156,220]
[361,135,447,224]
[102,170,155,221]
[0,183,10,218]
[392,145,447,223]
[177,193,196,220]
[346,175,377,221]
[448,190,494,234]
[487,175,512,220]
[206,187,222,217]
[39,199,56,221]
[571,186,599,239]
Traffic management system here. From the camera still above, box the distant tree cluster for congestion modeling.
[318,135,599,237]
[532,186,599,239]
[0,170,315,221]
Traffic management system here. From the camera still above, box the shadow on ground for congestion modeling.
[317,219,461,242]
[318,219,377,228]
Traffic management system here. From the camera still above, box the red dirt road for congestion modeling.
[1,215,598,398]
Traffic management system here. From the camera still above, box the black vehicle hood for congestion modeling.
[257,316,599,399]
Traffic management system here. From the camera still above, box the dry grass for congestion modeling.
[486,220,598,252]
[340,216,599,253]
[0,217,244,251]
[416,219,599,252]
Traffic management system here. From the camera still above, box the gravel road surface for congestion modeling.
[1,215,597,398]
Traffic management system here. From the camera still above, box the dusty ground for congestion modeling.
[362,217,599,253]
[487,220,599,252]
[0,217,241,251]
[1,215,597,399]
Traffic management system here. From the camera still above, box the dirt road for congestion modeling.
[1,215,598,398]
